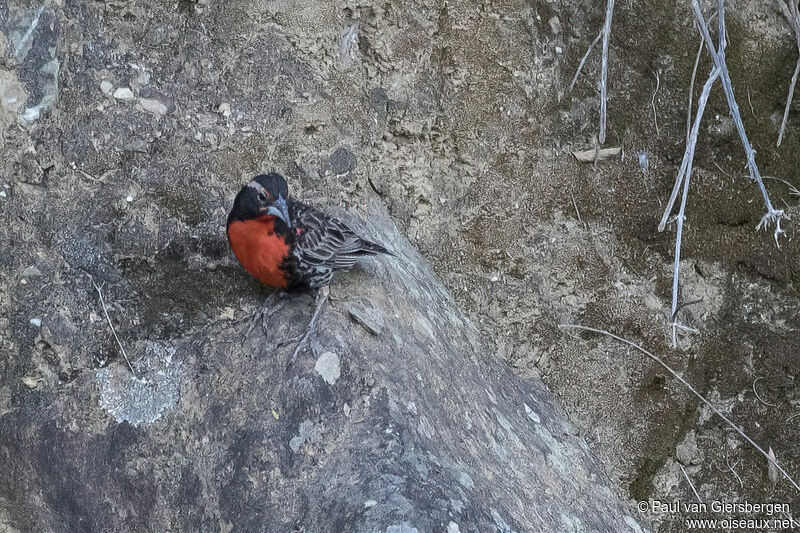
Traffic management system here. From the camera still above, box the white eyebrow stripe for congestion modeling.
[247,182,266,194]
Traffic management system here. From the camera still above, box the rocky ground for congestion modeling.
[1,0,799,531]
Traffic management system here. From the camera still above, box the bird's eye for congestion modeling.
[258,192,267,202]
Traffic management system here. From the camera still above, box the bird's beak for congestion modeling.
[267,195,292,228]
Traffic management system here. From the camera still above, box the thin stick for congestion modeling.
[663,10,719,233]
[726,458,744,488]
[691,0,785,244]
[571,190,583,223]
[669,68,720,337]
[659,62,720,231]
[777,1,800,147]
[88,274,136,376]
[599,0,616,144]
[76,169,100,182]
[687,37,704,140]
[753,377,778,408]
[686,11,719,139]
[762,175,800,196]
[778,58,800,147]
[651,69,661,135]
[570,31,602,93]
[713,458,744,488]
[680,463,703,502]
[559,323,800,493]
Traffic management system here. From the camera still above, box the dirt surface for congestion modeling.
[2,0,800,530]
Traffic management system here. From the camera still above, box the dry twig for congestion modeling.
[568,0,616,144]
[776,0,800,147]
[680,463,703,503]
[570,190,583,224]
[651,69,661,135]
[686,27,706,140]
[87,274,136,376]
[570,31,602,92]
[560,323,800,492]
[659,44,719,231]
[763,175,800,196]
[599,0,616,144]
[691,0,786,244]
[667,66,720,345]
[714,458,744,488]
[661,2,790,344]
[752,377,778,408]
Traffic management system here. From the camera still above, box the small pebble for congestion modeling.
[113,87,134,100]
[218,102,232,118]
[100,80,114,95]
[638,152,650,174]
[314,351,341,385]
[138,88,174,116]
[125,195,134,203]
[0,191,6,198]
[347,305,384,335]
[139,98,168,116]
[29,318,42,328]
[21,376,38,389]
[134,70,151,86]
[548,16,562,35]
[21,266,42,277]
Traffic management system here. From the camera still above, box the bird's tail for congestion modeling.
[356,238,395,257]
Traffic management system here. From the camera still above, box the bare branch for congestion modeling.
[560,323,800,493]
[570,31,602,93]
[685,11,720,140]
[691,0,786,244]
[599,0,616,144]
[777,1,800,146]
[668,68,720,345]
[87,274,136,376]
[679,463,703,503]
[687,37,704,140]
[753,377,778,408]
[651,69,661,135]
[659,66,717,232]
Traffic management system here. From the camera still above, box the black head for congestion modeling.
[227,173,292,228]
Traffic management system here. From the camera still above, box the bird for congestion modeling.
[226,172,393,361]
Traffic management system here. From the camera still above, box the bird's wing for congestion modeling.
[292,204,373,270]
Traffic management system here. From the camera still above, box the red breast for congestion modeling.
[227,216,290,289]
